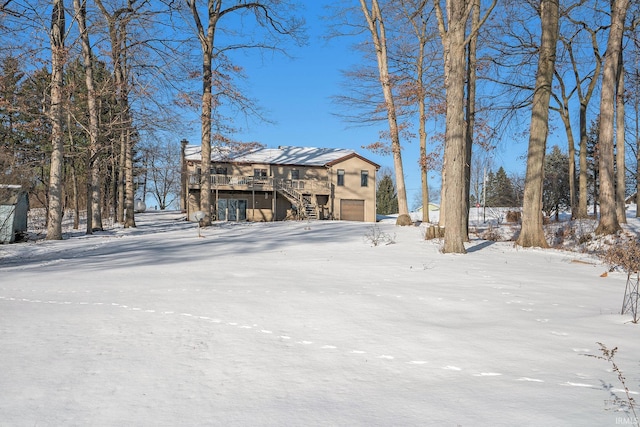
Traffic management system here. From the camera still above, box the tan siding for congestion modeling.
[185,149,377,222]
[330,157,377,222]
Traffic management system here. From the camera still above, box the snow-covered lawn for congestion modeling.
[1,211,638,426]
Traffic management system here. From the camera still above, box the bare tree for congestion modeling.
[183,0,303,225]
[358,0,411,225]
[397,0,440,224]
[596,0,629,235]
[571,14,604,219]
[141,139,181,210]
[517,0,559,248]
[433,0,496,253]
[73,0,102,233]
[544,2,611,221]
[616,49,626,224]
[46,0,66,240]
[464,0,480,239]
[94,0,142,229]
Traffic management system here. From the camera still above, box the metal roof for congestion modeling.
[184,145,378,168]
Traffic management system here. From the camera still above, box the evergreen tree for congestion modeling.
[543,145,570,220]
[494,167,516,206]
[377,172,398,215]
[586,118,600,215]
[485,170,497,206]
[485,168,516,207]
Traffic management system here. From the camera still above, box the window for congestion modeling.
[291,169,300,180]
[361,170,369,187]
[337,169,345,186]
[254,168,267,178]
[214,167,227,175]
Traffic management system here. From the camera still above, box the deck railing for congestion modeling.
[188,174,330,193]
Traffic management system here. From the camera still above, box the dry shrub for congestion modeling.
[602,236,640,273]
[364,225,395,246]
[506,211,521,223]
[482,225,501,241]
[551,224,575,248]
[395,214,413,226]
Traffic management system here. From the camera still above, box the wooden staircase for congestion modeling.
[275,180,317,220]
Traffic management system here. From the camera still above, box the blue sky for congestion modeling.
[179,1,532,208]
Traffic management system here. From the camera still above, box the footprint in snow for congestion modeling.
[517,377,544,383]
[473,372,502,377]
[443,366,462,371]
[562,381,595,388]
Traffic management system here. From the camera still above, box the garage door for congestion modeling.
[340,199,365,221]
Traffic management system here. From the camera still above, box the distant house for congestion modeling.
[181,145,379,222]
[0,185,29,243]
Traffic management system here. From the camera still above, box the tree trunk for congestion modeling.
[199,48,213,224]
[66,110,80,230]
[517,0,559,248]
[558,110,577,217]
[464,0,479,241]
[359,0,410,225]
[577,111,589,218]
[637,68,640,217]
[74,0,102,233]
[616,50,626,224]
[46,0,66,241]
[438,0,468,254]
[416,33,430,224]
[187,0,220,226]
[576,28,602,219]
[124,129,136,228]
[118,131,125,222]
[596,0,628,235]
[95,0,130,226]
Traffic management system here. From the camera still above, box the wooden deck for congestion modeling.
[188,174,331,195]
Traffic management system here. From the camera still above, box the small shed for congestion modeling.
[0,185,29,243]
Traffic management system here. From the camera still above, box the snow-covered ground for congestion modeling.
[1,211,639,426]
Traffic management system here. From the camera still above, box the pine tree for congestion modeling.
[543,145,570,220]
[377,173,398,215]
[586,118,600,215]
[485,171,497,206]
[494,167,516,207]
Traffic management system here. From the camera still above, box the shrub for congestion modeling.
[506,210,521,223]
[601,235,640,323]
[585,343,637,419]
[364,225,395,246]
[482,225,501,241]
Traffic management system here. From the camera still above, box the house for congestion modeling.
[0,185,29,243]
[181,144,380,222]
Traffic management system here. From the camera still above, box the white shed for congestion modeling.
[0,185,29,243]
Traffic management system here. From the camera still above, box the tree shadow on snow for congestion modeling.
[466,240,496,253]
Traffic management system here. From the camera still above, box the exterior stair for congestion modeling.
[275,180,317,220]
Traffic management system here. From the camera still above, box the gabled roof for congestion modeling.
[185,145,380,168]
